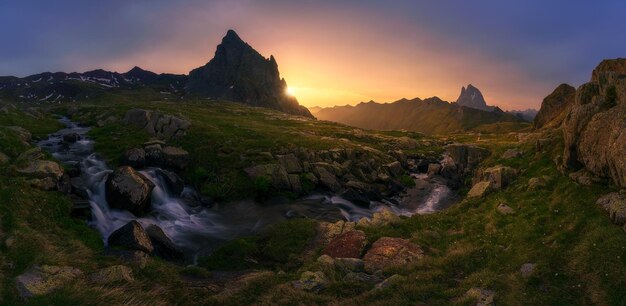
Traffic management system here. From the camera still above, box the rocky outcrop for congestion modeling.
[534,83,576,128]
[186,30,313,118]
[15,265,83,298]
[107,221,154,254]
[363,237,424,273]
[105,166,154,216]
[474,166,517,190]
[441,144,490,187]
[123,109,191,140]
[562,58,626,187]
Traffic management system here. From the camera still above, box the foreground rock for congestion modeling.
[16,265,83,298]
[561,58,626,187]
[108,221,154,254]
[322,230,367,259]
[441,144,490,187]
[105,166,154,216]
[363,237,424,273]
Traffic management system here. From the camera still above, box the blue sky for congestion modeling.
[1,1,625,109]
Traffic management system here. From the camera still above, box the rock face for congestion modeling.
[456,84,494,112]
[105,166,154,216]
[534,83,576,128]
[322,230,367,259]
[186,30,313,118]
[441,144,490,187]
[562,58,626,188]
[15,265,83,298]
[363,237,424,273]
[107,221,154,253]
[123,109,191,140]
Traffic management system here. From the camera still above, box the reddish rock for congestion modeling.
[363,237,424,273]
[322,230,367,259]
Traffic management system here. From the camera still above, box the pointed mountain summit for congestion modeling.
[455,84,494,112]
[186,30,313,118]
[124,66,158,81]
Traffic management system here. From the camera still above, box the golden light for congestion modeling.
[286,86,296,96]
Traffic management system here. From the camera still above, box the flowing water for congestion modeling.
[38,117,458,261]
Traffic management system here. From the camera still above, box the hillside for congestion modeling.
[0,97,624,305]
[314,97,526,135]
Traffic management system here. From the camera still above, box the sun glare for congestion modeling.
[286,86,296,96]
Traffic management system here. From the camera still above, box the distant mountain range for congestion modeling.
[0,30,313,118]
[312,95,525,135]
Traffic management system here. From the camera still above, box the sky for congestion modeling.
[1,1,625,110]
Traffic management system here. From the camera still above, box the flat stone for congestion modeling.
[15,265,83,298]
[363,237,424,273]
[467,181,491,198]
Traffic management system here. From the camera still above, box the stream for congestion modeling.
[38,117,458,261]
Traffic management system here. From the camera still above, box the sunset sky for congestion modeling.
[1,1,625,110]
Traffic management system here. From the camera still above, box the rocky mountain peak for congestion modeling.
[186,30,313,118]
[456,84,493,111]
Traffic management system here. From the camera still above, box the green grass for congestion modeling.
[0,100,623,305]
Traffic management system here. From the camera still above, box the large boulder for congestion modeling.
[562,58,626,187]
[534,83,576,129]
[363,237,424,273]
[441,144,490,186]
[105,166,154,216]
[322,230,367,259]
[17,160,64,180]
[107,221,154,253]
[475,166,517,190]
[15,265,83,299]
[316,166,341,192]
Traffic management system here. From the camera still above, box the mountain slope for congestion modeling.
[314,97,524,134]
[186,30,312,118]
[0,30,312,118]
